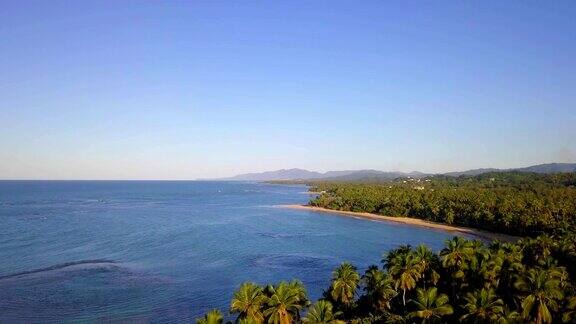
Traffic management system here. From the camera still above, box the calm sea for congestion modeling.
[0,181,465,323]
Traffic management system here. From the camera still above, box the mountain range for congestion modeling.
[211,163,576,181]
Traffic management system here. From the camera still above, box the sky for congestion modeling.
[1,1,575,180]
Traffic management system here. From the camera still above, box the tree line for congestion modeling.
[198,233,576,323]
[308,172,576,237]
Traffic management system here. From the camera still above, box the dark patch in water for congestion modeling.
[258,232,306,239]
[252,254,332,269]
[0,259,117,281]
[257,232,330,239]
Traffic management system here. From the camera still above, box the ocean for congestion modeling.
[0,181,465,322]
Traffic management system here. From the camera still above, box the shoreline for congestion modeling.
[280,204,520,242]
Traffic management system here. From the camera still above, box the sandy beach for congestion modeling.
[281,204,520,242]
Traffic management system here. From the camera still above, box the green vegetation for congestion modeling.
[309,172,576,237]
[198,172,576,323]
[198,234,576,323]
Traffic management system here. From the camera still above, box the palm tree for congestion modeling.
[440,236,474,279]
[440,237,475,301]
[288,279,310,310]
[263,282,304,324]
[562,296,576,323]
[230,282,267,323]
[478,250,502,289]
[520,235,555,267]
[514,268,564,324]
[302,300,344,324]
[197,309,224,324]
[383,245,412,267]
[362,265,397,312]
[467,242,491,288]
[408,287,453,324]
[489,242,524,303]
[330,262,360,307]
[460,288,504,323]
[496,306,520,324]
[387,249,422,306]
[413,245,440,289]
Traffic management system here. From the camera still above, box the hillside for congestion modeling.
[212,163,576,181]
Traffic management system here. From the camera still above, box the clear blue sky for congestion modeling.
[1,1,575,179]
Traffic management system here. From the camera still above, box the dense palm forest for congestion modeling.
[197,172,576,323]
[309,172,576,237]
[198,234,576,323]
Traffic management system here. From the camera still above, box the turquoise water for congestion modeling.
[0,181,465,322]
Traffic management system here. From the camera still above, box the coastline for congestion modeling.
[280,204,520,242]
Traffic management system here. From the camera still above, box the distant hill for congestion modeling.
[515,163,576,173]
[213,169,428,181]
[220,168,325,181]
[444,168,501,177]
[447,163,576,177]
[210,163,576,181]
[320,170,430,181]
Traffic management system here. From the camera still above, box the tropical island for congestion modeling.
[197,171,576,323]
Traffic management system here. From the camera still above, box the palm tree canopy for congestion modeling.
[386,247,422,306]
[440,237,475,277]
[383,245,412,269]
[514,268,564,324]
[263,281,305,324]
[230,282,267,323]
[363,265,397,312]
[414,245,441,288]
[330,262,360,306]
[562,296,576,323]
[196,309,223,324]
[460,288,504,323]
[302,300,344,324]
[408,287,453,321]
[288,279,310,308]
